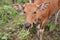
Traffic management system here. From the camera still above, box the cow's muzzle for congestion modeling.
[24,23,31,28]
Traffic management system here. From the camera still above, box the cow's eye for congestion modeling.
[33,12,36,14]
[24,11,26,14]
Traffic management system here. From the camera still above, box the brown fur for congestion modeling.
[13,0,60,29]
[24,0,60,29]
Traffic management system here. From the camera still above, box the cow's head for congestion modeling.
[23,3,42,28]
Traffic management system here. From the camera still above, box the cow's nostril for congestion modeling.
[25,23,31,28]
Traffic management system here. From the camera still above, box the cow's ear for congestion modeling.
[38,2,50,10]
[29,0,35,3]
[12,4,24,11]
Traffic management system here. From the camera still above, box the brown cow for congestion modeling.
[24,0,59,28]
[13,0,60,40]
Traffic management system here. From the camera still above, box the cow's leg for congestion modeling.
[36,18,48,40]
[36,23,45,40]
[36,21,44,40]
[39,18,48,40]
[55,10,60,26]
[36,24,41,40]
[36,20,42,39]
[41,18,48,29]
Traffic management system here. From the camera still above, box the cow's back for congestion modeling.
[49,0,58,13]
[47,0,59,17]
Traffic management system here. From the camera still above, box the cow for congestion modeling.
[13,0,60,40]
[24,0,60,29]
